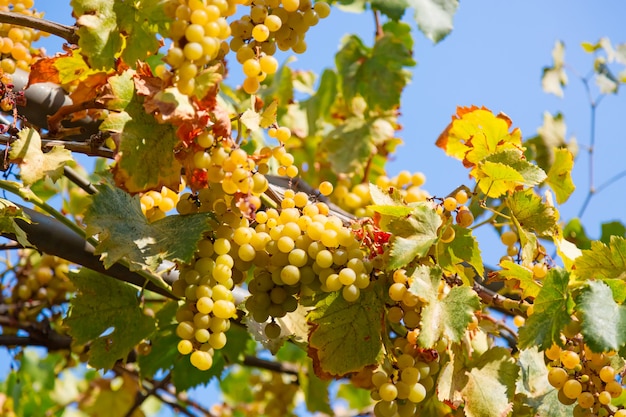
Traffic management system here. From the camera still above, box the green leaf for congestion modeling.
[508,189,557,237]
[497,260,541,299]
[409,265,480,347]
[65,268,156,369]
[0,199,31,247]
[336,22,415,112]
[172,350,225,391]
[371,0,408,20]
[600,221,626,244]
[516,347,551,400]
[525,112,578,174]
[137,301,178,379]
[436,225,484,285]
[483,149,548,189]
[337,383,372,410]
[518,268,572,350]
[84,182,212,272]
[461,347,519,417]
[305,69,337,133]
[113,1,169,66]
[574,236,626,280]
[100,77,182,193]
[300,359,332,414]
[319,117,379,176]
[386,203,441,270]
[408,0,458,43]
[221,366,255,404]
[71,0,122,69]
[546,148,575,204]
[307,283,384,379]
[9,128,73,186]
[562,218,591,250]
[516,347,574,416]
[574,280,626,352]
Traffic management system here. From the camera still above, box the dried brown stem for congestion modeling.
[0,11,78,44]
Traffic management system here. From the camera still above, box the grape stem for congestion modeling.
[0,11,78,44]
[472,281,530,316]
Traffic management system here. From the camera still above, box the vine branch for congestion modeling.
[0,11,78,44]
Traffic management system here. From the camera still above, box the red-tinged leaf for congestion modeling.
[307,284,384,379]
[26,58,61,86]
[436,106,523,169]
[9,128,73,186]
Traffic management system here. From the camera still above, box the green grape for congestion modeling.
[378,383,398,402]
[408,383,427,403]
[265,321,282,339]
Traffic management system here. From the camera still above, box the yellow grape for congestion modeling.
[455,189,469,205]
[442,197,457,212]
[559,350,580,369]
[562,379,582,400]
[314,1,331,18]
[190,350,213,370]
[500,230,518,246]
[547,367,568,389]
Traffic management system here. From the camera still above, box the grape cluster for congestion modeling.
[434,188,475,244]
[370,337,441,417]
[5,251,73,318]
[545,339,625,416]
[229,0,331,94]
[333,170,429,217]
[140,186,182,222]
[0,0,44,74]
[162,0,235,96]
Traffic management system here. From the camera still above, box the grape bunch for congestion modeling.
[434,188,475,244]
[333,170,429,217]
[140,186,182,222]
[0,0,45,74]
[545,338,626,416]
[162,0,235,96]
[229,0,331,94]
[5,251,73,319]
[370,337,442,417]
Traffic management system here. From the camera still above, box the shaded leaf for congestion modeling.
[84,182,212,272]
[65,269,156,370]
[562,218,591,250]
[600,221,626,244]
[307,284,384,379]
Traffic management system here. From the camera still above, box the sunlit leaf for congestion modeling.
[0,199,31,247]
[574,236,626,281]
[546,148,575,204]
[409,265,480,347]
[9,128,73,186]
[497,260,541,299]
[508,189,557,237]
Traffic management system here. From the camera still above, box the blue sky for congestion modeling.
[2,1,626,415]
